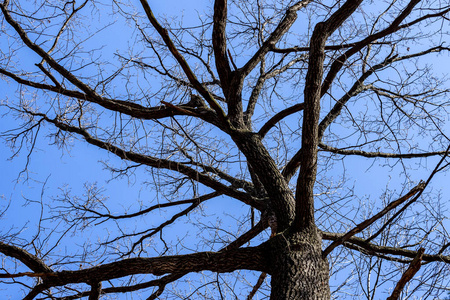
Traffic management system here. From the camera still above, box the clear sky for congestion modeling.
[1,0,450,299]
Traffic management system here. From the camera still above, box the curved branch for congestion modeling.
[322,232,450,264]
[0,68,216,124]
[294,0,363,230]
[0,242,52,273]
[124,193,220,255]
[387,248,424,300]
[319,143,450,159]
[87,192,220,221]
[320,0,422,98]
[220,220,267,252]
[4,246,266,295]
[322,180,426,257]
[212,0,233,94]
[271,41,391,53]
[28,111,264,210]
[258,103,304,138]
[240,0,312,77]
[34,246,266,287]
[282,44,450,181]
[138,0,228,123]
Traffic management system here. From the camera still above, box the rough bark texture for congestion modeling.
[269,230,330,299]
[232,131,296,230]
[232,129,330,299]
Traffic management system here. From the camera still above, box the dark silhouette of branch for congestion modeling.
[240,0,312,77]
[319,143,450,159]
[322,233,450,263]
[282,44,450,181]
[247,272,267,300]
[365,145,450,243]
[5,247,267,288]
[14,221,268,300]
[258,103,304,138]
[387,248,424,300]
[322,181,426,257]
[294,0,364,230]
[20,110,263,210]
[271,41,391,53]
[0,242,52,274]
[320,0,435,98]
[0,68,215,123]
[138,0,228,123]
[212,0,233,94]
[88,281,102,300]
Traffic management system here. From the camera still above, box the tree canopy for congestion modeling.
[1,0,450,299]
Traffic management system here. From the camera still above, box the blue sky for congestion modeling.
[1,0,450,299]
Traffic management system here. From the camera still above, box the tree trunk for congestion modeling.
[269,228,330,299]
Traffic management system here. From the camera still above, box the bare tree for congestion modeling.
[1,0,450,299]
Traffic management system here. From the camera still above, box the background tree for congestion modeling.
[1,0,450,299]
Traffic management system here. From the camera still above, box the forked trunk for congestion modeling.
[269,229,330,299]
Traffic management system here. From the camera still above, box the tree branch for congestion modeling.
[122,193,220,255]
[40,220,268,300]
[0,3,112,107]
[240,0,312,77]
[28,111,264,210]
[322,232,450,263]
[294,0,363,230]
[0,242,52,273]
[140,220,267,300]
[211,0,246,127]
[245,55,306,125]
[88,281,102,300]
[84,192,220,221]
[23,247,267,288]
[258,103,304,138]
[271,41,391,53]
[0,66,217,125]
[23,284,48,300]
[220,220,267,252]
[320,0,421,97]
[282,44,449,181]
[322,180,426,257]
[212,0,233,94]
[247,272,267,300]
[387,248,424,300]
[319,143,450,159]
[365,145,450,243]
[138,0,228,124]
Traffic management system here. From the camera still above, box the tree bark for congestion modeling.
[232,131,330,299]
[269,229,330,299]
